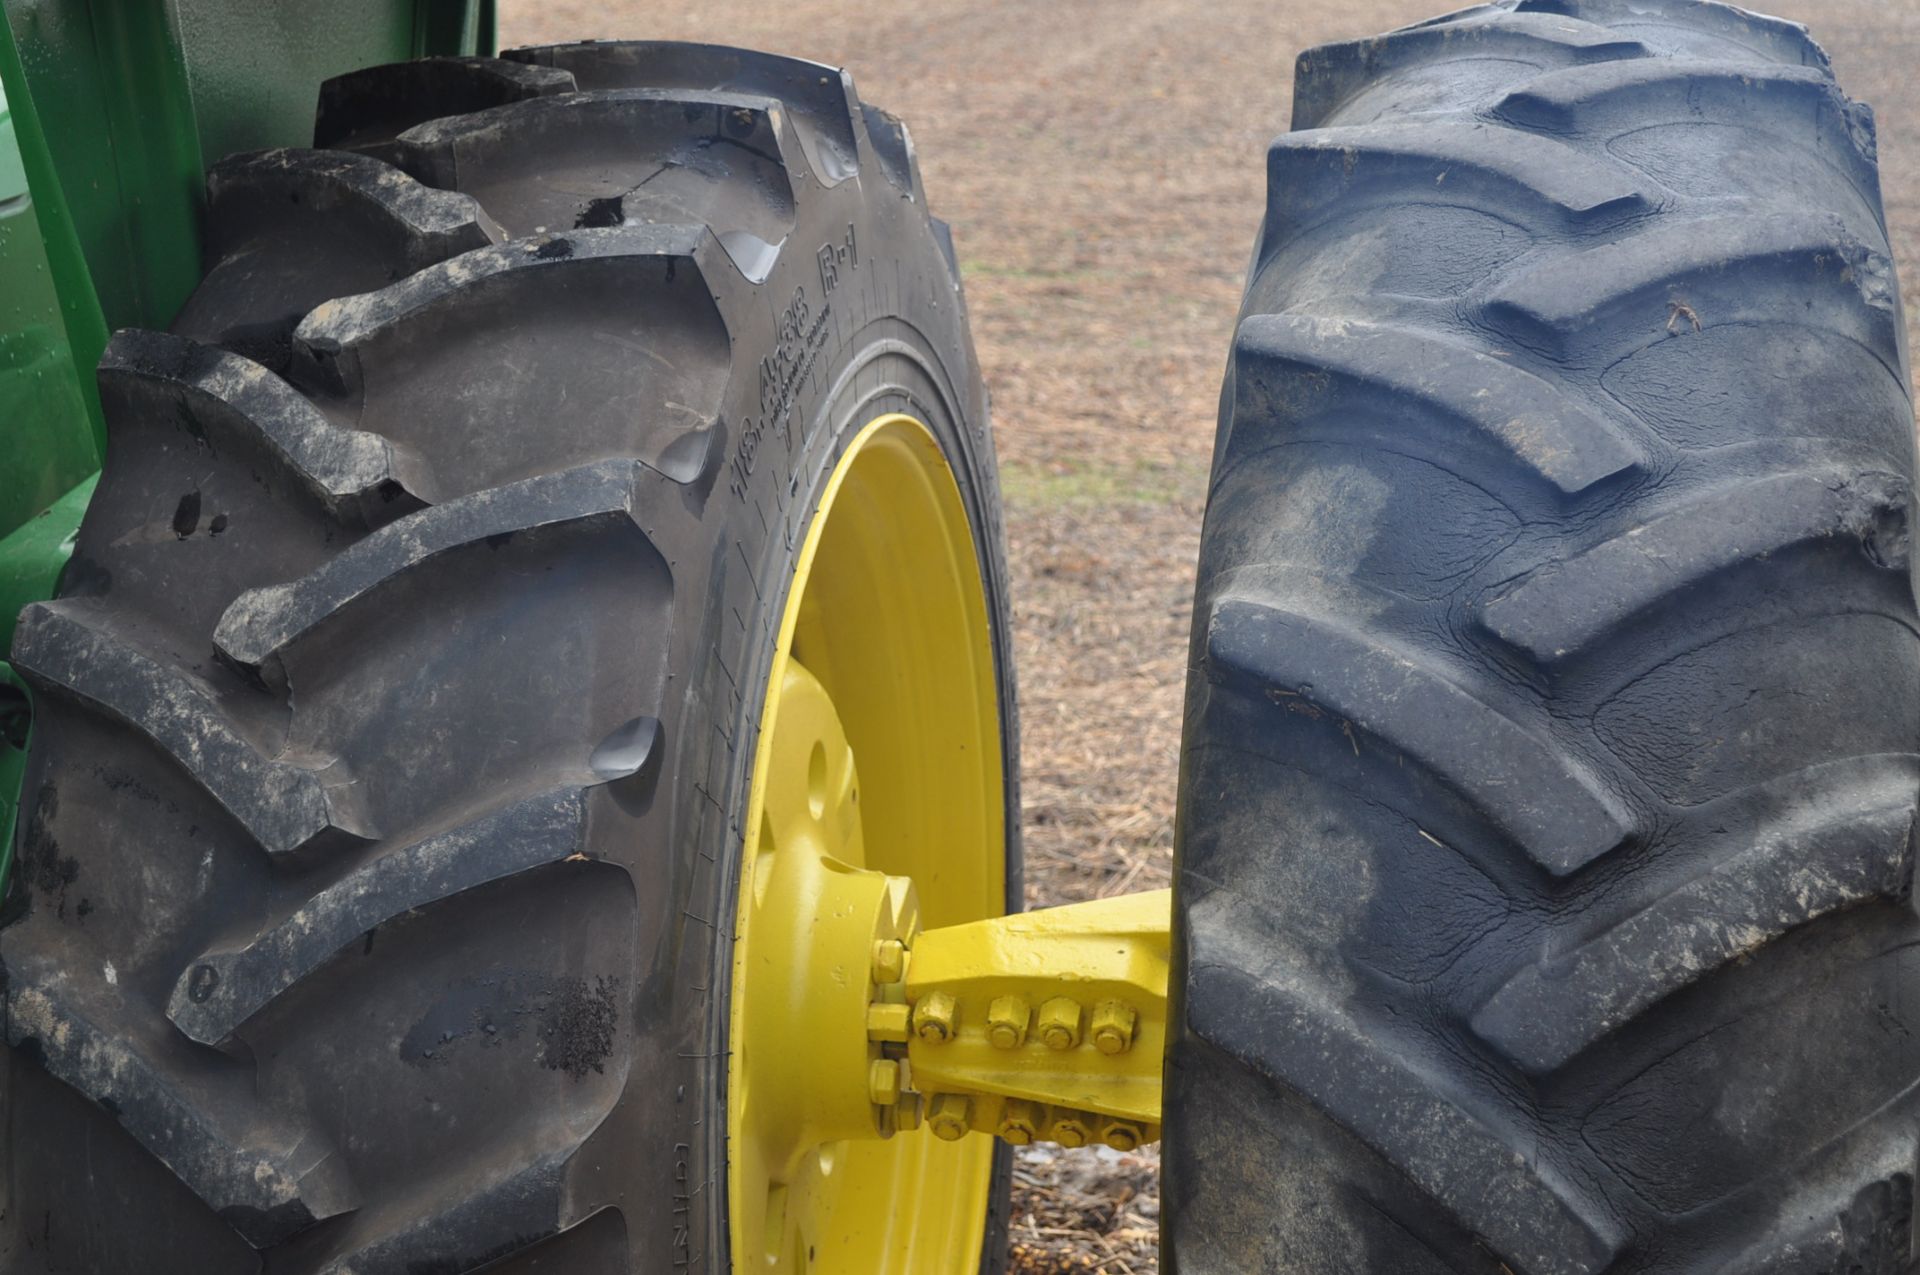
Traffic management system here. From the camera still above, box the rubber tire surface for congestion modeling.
[1166,2,1919,1272]
[0,45,1018,1275]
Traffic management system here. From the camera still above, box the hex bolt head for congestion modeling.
[913,991,958,1043]
[998,1100,1041,1146]
[1037,997,1083,1051]
[1051,1114,1091,1149]
[928,1093,971,1142]
[868,1058,903,1106]
[1101,1120,1144,1153]
[871,938,908,985]
[866,1001,911,1043]
[1090,1000,1137,1056]
[986,995,1030,1050]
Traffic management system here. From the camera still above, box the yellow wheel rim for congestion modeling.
[727,413,1006,1272]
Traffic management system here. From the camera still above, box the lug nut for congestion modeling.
[866,1001,911,1043]
[1090,1000,1137,1056]
[987,995,1030,1049]
[871,938,907,985]
[913,991,957,1043]
[1101,1120,1144,1153]
[998,1100,1041,1146]
[868,1058,902,1106]
[1051,1114,1091,1149]
[1037,997,1083,1051]
[928,1094,971,1142]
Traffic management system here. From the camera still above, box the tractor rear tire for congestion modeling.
[1167,2,1920,1272]
[0,46,1017,1275]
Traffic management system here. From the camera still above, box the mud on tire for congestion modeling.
[1166,3,1920,1272]
[1,45,1017,1275]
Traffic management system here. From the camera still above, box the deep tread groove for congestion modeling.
[314,55,576,153]
[294,225,709,362]
[384,89,799,277]
[1512,0,1833,70]
[503,41,864,186]
[299,1151,570,1275]
[1481,468,1913,662]
[1228,314,1647,497]
[100,329,441,521]
[1483,210,1900,364]
[1186,905,1625,1275]
[10,601,375,857]
[214,460,665,673]
[1205,591,1632,876]
[168,787,594,1047]
[1495,59,1840,136]
[7,956,360,1245]
[1475,758,1920,1073]
[1266,122,1659,241]
[1291,11,1652,131]
[205,147,499,267]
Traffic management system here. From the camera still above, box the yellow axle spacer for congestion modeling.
[893,889,1169,1149]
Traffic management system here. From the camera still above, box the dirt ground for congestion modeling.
[496,2,1920,1269]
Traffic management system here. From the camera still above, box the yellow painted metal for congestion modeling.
[727,413,1004,1273]
[904,889,1169,1147]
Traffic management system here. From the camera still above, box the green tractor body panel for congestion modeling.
[0,0,496,889]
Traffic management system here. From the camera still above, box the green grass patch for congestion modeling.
[1000,457,1205,511]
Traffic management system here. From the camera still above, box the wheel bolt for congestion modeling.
[871,938,907,985]
[998,1100,1041,1146]
[1090,1000,1136,1055]
[1037,997,1082,1051]
[928,1094,971,1142]
[1051,1114,1091,1149]
[1101,1120,1144,1153]
[868,1058,902,1106]
[914,991,957,1043]
[866,1001,911,1043]
[987,995,1029,1049]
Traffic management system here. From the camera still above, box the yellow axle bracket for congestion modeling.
[871,889,1170,1151]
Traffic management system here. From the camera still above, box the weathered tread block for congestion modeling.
[1206,592,1632,876]
[11,602,374,857]
[314,55,575,153]
[1481,469,1913,662]
[1266,122,1658,239]
[7,957,359,1245]
[101,330,441,521]
[214,460,665,671]
[306,1151,571,1275]
[387,90,797,274]
[292,222,712,369]
[504,41,863,185]
[1185,904,1623,1275]
[168,787,596,1046]
[1495,59,1876,178]
[286,227,732,500]
[1473,760,1919,1073]
[1229,314,1647,497]
[205,147,499,268]
[1513,0,1832,70]
[1483,211,1900,363]
[859,100,923,198]
[1292,11,1650,130]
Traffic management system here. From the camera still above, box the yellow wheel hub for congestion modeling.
[728,413,1005,1273]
